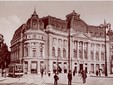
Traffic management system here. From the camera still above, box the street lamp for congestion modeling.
[71,57,72,71]
[68,27,71,71]
[100,20,111,76]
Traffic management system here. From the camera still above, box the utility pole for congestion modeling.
[100,20,111,76]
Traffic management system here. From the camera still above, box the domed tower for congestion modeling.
[26,9,44,30]
[66,10,88,33]
[22,10,46,74]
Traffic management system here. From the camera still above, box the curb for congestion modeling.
[0,78,6,81]
[90,75,113,78]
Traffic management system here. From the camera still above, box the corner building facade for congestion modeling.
[11,10,112,74]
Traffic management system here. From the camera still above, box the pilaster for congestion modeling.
[28,61,31,74]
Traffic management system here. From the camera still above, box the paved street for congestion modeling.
[0,73,113,85]
[44,73,113,85]
[0,74,45,85]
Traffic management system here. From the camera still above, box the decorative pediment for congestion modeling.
[73,32,90,40]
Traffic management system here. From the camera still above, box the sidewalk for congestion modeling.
[0,77,6,81]
[0,73,7,81]
[90,73,113,78]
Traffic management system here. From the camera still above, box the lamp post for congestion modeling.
[71,57,72,71]
[68,27,71,71]
[100,20,111,76]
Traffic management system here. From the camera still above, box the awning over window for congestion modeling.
[40,62,44,69]
[64,63,67,69]
[53,64,57,69]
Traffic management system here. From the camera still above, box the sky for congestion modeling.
[0,1,113,50]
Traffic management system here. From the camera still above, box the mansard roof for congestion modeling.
[41,15,67,32]
[66,10,88,33]
[88,25,105,37]
[11,10,112,43]
[12,24,26,41]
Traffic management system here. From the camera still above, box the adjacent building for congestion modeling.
[10,10,112,74]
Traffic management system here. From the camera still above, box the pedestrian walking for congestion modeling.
[54,72,59,85]
[48,70,51,77]
[67,70,72,85]
[41,68,44,78]
[99,69,102,76]
[1,69,4,77]
[96,70,99,76]
[81,70,87,84]
[73,69,75,76]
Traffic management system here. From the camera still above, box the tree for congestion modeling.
[0,43,10,69]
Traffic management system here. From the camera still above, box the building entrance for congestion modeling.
[31,61,37,74]
[79,64,83,73]
[85,67,87,73]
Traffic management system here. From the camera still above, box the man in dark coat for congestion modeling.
[54,72,59,85]
[67,70,72,85]
[41,68,44,78]
[81,70,87,83]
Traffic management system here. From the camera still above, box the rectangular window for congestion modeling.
[33,49,36,57]
[33,34,36,39]
[91,64,94,73]
[39,48,43,57]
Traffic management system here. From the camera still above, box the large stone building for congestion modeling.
[10,10,112,74]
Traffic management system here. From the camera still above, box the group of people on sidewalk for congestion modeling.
[53,69,87,85]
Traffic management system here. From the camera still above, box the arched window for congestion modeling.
[58,48,61,58]
[32,19,38,29]
[96,52,99,61]
[63,48,66,58]
[101,52,104,61]
[84,50,88,59]
[52,47,55,57]
[40,48,43,57]
[33,49,36,57]
[73,49,77,58]
[25,46,28,57]
[91,51,94,60]
[79,50,83,59]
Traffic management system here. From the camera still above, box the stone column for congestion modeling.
[93,43,96,73]
[82,42,85,70]
[38,61,40,74]
[27,61,31,74]
[77,41,79,74]
[88,42,91,61]
[87,42,91,74]
[94,43,96,61]
[83,42,85,61]
[94,63,96,74]
[98,44,100,62]
[106,42,110,74]
[49,60,53,73]
[29,43,32,58]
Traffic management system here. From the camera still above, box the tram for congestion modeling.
[8,63,23,77]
